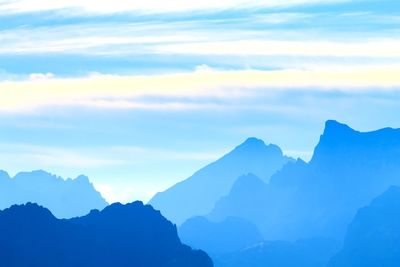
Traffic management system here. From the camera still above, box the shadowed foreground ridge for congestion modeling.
[0,202,213,267]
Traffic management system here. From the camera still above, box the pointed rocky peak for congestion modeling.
[312,120,400,164]
[75,175,90,184]
[310,120,362,163]
[240,137,267,148]
[231,137,283,157]
[322,120,357,139]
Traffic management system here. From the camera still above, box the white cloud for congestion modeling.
[157,40,400,58]
[1,20,400,58]
[0,67,400,114]
[0,0,349,14]
[29,72,55,81]
[195,64,214,73]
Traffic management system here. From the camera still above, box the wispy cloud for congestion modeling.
[0,0,349,14]
[0,67,400,113]
[156,39,400,57]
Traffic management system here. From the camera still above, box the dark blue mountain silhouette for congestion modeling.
[179,215,263,254]
[209,120,400,240]
[149,138,292,224]
[0,170,107,218]
[215,237,341,267]
[0,202,214,267]
[328,186,400,267]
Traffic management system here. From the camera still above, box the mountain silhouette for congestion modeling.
[0,170,107,218]
[209,120,400,240]
[328,186,400,267]
[215,237,341,267]
[179,215,263,254]
[0,202,214,267]
[149,138,292,224]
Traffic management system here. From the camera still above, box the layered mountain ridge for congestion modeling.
[0,201,213,267]
[207,120,400,240]
[0,170,107,218]
[149,138,293,224]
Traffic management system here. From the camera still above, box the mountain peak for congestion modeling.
[234,137,267,151]
[323,120,355,137]
[242,137,266,146]
[234,137,283,156]
[75,174,90,183]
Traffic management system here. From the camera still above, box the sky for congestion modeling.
[1,0,400,203]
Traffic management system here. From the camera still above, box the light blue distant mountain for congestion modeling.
[215,237,341,267]
[0,170,107,218]
[149,138,292,224]
[179,215,263,255]
[328,186,400,267]
[208,120,400,241]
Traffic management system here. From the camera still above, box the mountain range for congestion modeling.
[0,170,107,218]
[207,120,400,241]
[2,120,400,267]
[166,120,400,267]
[0,201,213,267]
[149,138,293,224]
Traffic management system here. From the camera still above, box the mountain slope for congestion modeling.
[328,186,400,267]
[209,120,400,240]
[215,238,341,267]
[149,138,292,224]
[0,202,214,267]
[179,215,263,254]
[0,170,107,218]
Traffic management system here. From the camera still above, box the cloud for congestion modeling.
[156,40,400,58]
[2,20,400,58]
[0,143,221,169]
[29,72,55,81]
[0,68,400,114]
[0,0,349,15]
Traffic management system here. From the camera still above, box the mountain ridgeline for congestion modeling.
[149,138,293,224]
[1,120,399,267]
[0,170,107,218]
[171,120,400,267]
[207,120,400,241]
[0,202,213,267]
